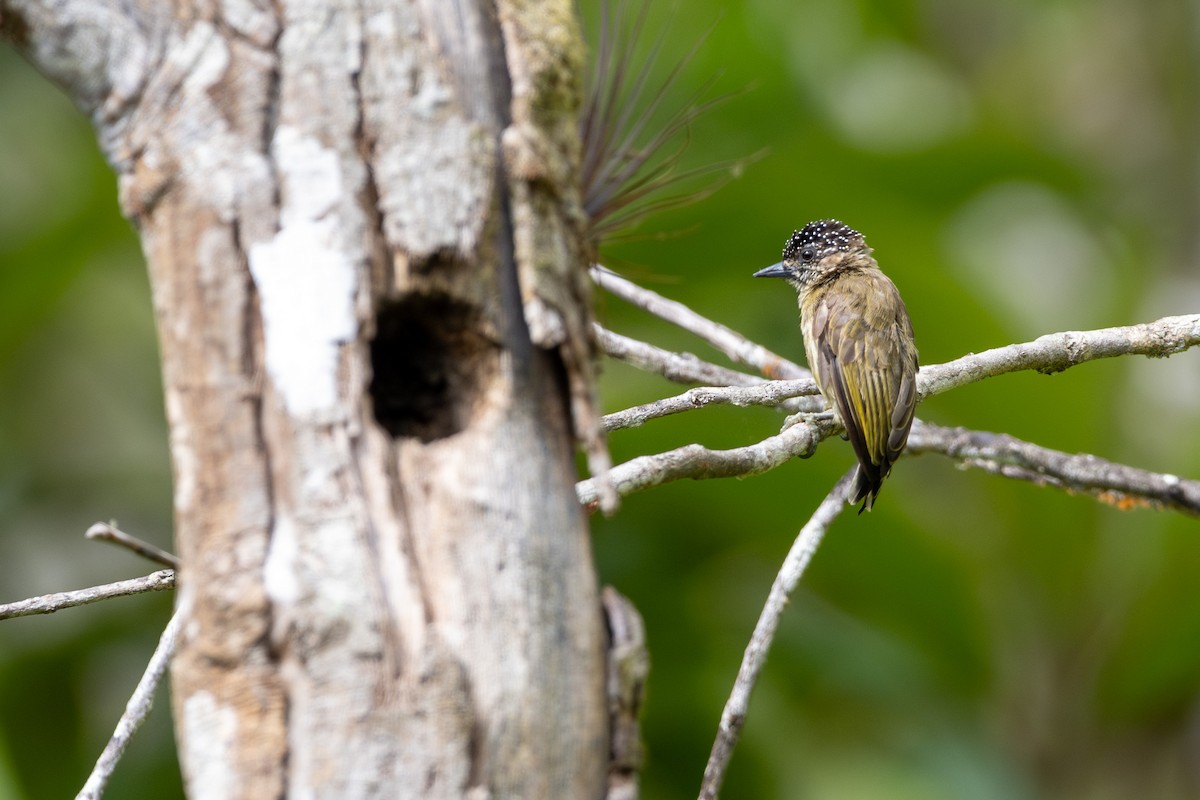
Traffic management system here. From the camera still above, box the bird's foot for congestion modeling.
[781,409,836,433]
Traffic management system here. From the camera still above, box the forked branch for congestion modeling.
[590,267,1200,516]
[908,421,1200,517]
[589,269,1200,800]
[0,571,175,620]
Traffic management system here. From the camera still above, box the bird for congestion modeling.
[753,220,918,513]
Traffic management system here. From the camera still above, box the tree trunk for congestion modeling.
[3,0,609,796]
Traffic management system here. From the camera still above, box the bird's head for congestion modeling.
[753,220,870,288]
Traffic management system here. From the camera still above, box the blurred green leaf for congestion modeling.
[4,0,1200,797]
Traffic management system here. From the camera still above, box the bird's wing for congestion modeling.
[886,308,918,466]
[809,292,880,486]
[810,278,917,478]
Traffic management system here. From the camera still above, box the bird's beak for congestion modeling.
[753,262,790,279]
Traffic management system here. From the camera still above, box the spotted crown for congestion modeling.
[782,219,864,262]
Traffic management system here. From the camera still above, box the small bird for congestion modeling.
[754,220,918,513]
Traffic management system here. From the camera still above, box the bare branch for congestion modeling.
[0,571,175,620]
[578,413,839,510]
[601,309,1200,417]
[77,606,183,800]
[595,324,767,388]
[589,200,1199,800]
[698,470,855,800]
[908,421,1200,517]
[603,378,820,432]
[596,263,1197,405]
[592,266,807,379]
[592,277,1199,515]
[918,315,1200,400]
[86,522,180,569]
[588,275,1199,797]
[600,314,1200,437]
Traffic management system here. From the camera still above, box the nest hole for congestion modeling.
[370,295,495,442]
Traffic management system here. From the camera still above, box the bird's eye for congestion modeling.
[800,247,817,262]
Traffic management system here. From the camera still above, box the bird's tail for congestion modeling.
[850,464,883,515]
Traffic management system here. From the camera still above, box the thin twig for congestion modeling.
[697,470,854,800]
[0,571,176,620]
[85,522,180,569]
[588,273,1200,800]
[592,266,807,379]
[595,264,1198,404]
[595,324,766,387]
[908,421,1200,516]
[603,378,820,431]
[597,263,1199,388]
[599,315,1200,426]
[578,413,839,510]
[598,313,1200,434]
[592,309,1200,513]
[77,606,183,800]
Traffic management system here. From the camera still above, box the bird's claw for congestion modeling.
[780,409,836,434]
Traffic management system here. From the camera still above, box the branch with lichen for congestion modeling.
[0,522,176,622]
[578,412,840,510]
[595,325,770,388]
[0,571,175,620]
[587,270,1200,800]
[916,314,1200,399]
[588,268,1200,516]
[592,266,807,378]
[907,421,1200,516]
[602,377,821,432]
[0,523,179,798]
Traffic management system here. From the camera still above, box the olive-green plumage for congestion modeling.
[754,220,918,513]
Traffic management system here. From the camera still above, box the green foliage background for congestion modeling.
[2,1,1199,797]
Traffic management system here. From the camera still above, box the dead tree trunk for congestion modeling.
[3,1,609,796]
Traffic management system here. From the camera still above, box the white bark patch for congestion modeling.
[172,25,239,219]
[220,0,279,47]
[374,118,493,256]
[182,691,238,800]
[182,22,229,90]
[264,513,301,605]
[166,389,196,511]
[249,126,357,417]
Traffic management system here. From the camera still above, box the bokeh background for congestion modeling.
[2,0,1199,797]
